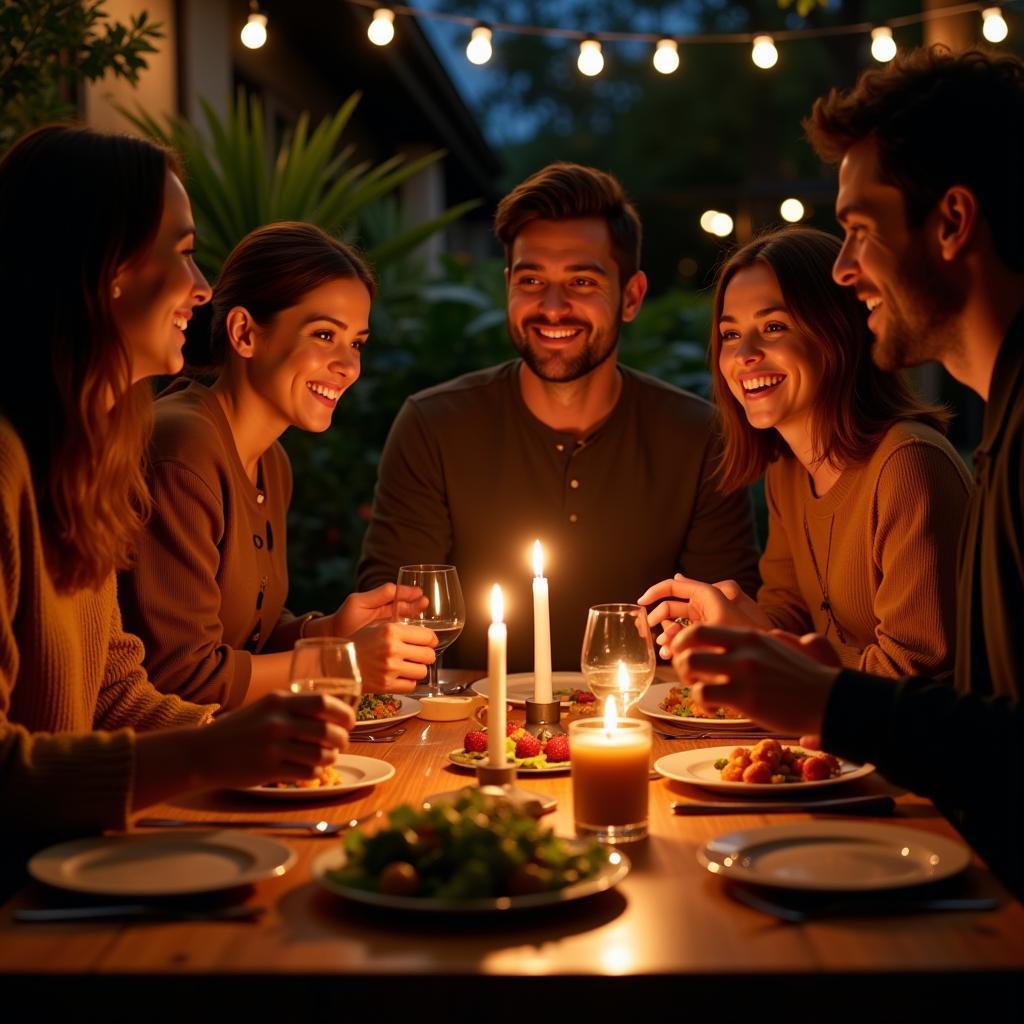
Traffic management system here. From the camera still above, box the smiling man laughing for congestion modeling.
[359,163,760,671]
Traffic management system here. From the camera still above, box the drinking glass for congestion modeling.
[580,603,656,715]
[288,637,362,710]
[396,564,465,696]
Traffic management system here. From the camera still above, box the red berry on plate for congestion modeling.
[573,690,596,703]
[506,720,523,736]
[515,733,542,758]
[463,730,487,753]
[544,735,570,762]
[801,755,832,781]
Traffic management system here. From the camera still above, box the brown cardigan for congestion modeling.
[0,419,211,832]
[119,382,308,710]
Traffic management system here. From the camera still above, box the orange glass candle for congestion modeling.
[570,701,651,843]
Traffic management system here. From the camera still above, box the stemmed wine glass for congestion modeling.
[580,603,656,716]
[396,564,465,696]
[288,637,362,710]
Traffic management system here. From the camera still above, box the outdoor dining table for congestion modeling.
[2,669,1022,1017]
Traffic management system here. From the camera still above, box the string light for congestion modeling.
[710,212,734,237]
[780,198,805,222]
[699,210,720,233]
[466,24,493,65]
[240,4,268,50]
[870,26,897,63]
[652,38,680,75]
[982,6,1009,42]
[368,7,395,46]
[751,35,778,70]
[578,38,604,77]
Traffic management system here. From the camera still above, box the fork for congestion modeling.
[351,728,404,743]
[135,809,383,837]
[655,729,795,741]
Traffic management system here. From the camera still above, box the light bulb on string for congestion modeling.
[751,35,778,70]
[653,38,680,75]
[982,7,1009,43]
[780,198,805,223]
[368,8,395,47]
[710,212,734,238]
[700,210,720,233]
[240,7,268,50]
[870,26,897,63]
[578,38,604,77]
[466,25,493,65]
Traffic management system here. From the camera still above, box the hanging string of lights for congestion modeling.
[241,2,1015,70]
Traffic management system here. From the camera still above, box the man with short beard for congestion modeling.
[359,163,760,671]
[669,48,1024,898]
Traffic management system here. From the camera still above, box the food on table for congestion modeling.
[659,684,745,720]
[713,739,841,784]
[451,723,571,769]
[265,763,345,789]
[327,787,605,899]
[357,693,402,721]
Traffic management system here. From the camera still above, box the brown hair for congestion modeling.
[0,125,177,591]
[805,47,1024,271]
[189,222,376,371]
[710,227,949,492]
[494,162,642,281]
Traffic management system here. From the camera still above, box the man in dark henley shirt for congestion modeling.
[359,164,760,671]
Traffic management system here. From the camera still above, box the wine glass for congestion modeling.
[289,637,362,712]
[580,603,656,716]
[396,564,466,696]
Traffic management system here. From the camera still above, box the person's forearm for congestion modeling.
[244,650,294,704]
[132,727,208,810]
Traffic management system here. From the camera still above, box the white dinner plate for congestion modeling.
[698,821,971,892]
[637,682,753,728]
[654,745,874,794]
[472,671,584,706]
[28,831,295,897]
[311,843,629,912]
[244,754,396,799]
[353,694,420,731]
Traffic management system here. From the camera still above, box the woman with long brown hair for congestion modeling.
[640,227,970,677]
[118,223,436,710]
[0,126,353,835]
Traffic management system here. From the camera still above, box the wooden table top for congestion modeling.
[3,671,1023,1014]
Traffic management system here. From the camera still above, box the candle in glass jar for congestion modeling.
[570,698,651,842]
[531,540,552,703]
[487,584,507,767]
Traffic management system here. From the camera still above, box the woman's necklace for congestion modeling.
[802,510,848,645]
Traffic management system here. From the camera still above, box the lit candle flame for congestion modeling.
[490,583,504,624]
[603,696,618,731]
[532,539,544,578]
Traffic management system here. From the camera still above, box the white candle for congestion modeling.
[532,539,552,703]
[487,584,507,767]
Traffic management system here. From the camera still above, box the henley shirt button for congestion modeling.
[555,443,565,452]
[569,513,578,524]
[253,534,264,549]
[570,479,579,489]
[256,491,265,505]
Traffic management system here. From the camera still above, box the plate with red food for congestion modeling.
[638,682,752,728]
[654,740,874,794]
[471,672,596,710]
[449,723,572,774]
[353,694,420,731]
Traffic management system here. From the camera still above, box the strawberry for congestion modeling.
[544,735,570,762]
[506,720,523,736]
[515,733,542,758]
[463,730,488,753]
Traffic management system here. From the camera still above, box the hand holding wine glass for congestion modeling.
[288,637,362,708]
[580,603,656,715]
[396,564,465,696]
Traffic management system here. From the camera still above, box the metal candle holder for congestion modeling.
[522,697,566,740]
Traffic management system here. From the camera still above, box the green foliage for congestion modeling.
[0,0,162,149]
[122,91,481,278]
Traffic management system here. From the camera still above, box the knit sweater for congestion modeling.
[119,381,305,710]
[0,419,212,832]
[758,420,971,677]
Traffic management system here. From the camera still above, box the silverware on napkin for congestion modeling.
[672,794,896,815]
[15,904,265,923]
[135,809,382,837]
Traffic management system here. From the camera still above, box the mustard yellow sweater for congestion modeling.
[0,419,212,832]
[758,421,971,677]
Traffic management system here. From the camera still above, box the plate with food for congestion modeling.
[698,821,970,891]
[244,754,396,799]
[448,723,571,774]
[29,831,295,896]
[353,694,420,730]
[472,672,591,708]
[311,787,629,912]
[638,682,752,728]
[654,740,874,794]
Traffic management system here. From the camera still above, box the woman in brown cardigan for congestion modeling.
[119,224,437,710]
[0,126,354,836]
[640,227,971,678]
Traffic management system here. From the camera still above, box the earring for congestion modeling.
[112,285,122,299]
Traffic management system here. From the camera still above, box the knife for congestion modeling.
[14,903,265,923]
[672,793,896,815]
